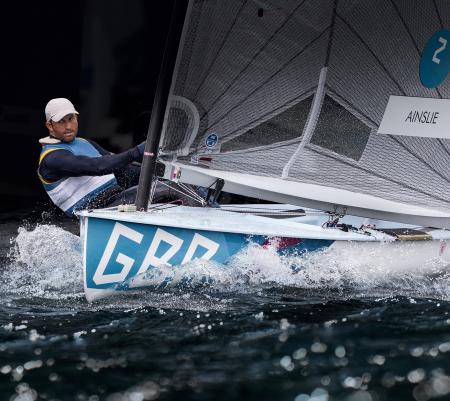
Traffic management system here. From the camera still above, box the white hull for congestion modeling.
[77,204,450,301]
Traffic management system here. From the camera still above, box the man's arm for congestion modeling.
[86,139,113,156]
[39,146,143,182]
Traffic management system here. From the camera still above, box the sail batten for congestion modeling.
[159,0,450,225]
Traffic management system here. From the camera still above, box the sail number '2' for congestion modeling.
[420,29,450,88]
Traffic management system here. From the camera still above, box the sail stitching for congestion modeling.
[306,146,450,205]
[388,0,450,163]
[389,0,443,99]
[432,0,444,29]
[337,11,450,180]
[390,136,450,184]
[324,88,450,185]
[324,0,338,67]
[193,0,248,99]
[336,13,405,96]
[325,87,377,127]
[212,86,316,150]
[204,26,331,132]
[199,0,309,122]
[383,1,450,181]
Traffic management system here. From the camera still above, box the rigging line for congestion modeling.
[193,0,248,99]
[178,182,207,203]
[199,0,309,122]
[204,26,331,131]
[336,13,406,96]
[147,203,180,211]
[157,180,205,204]
[178,181,200,197]
[389,0,443,99]
[149,178,158,204]
[200,85,316,152]
[433,0,444,29]
[307,145,450,205]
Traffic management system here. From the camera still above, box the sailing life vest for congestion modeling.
[38,138,117,215]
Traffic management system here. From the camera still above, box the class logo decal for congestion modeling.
[205,133,219,149]
[420,29,450,88]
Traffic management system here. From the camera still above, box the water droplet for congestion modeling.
[407,368,426,383]
[280,355,294,371]
[293,348,307,360]
[335,346,346,358]
[311,342,327,353]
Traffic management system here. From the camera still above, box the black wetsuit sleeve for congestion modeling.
[86,139,112,156]
[39,148,142,182]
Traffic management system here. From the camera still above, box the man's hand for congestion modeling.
[137,142,146,157]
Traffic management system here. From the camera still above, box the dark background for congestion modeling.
[0,0,180,213]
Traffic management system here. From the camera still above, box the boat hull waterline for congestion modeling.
[78,207,450,301]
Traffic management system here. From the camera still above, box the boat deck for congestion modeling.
[76,204,450,242]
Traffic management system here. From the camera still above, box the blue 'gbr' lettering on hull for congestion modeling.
[85,218,255,289]
[84,218,334,290]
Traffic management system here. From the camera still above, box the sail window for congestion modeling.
[164,107,190,152]
[221,95,314,152]
[310,95,370,161]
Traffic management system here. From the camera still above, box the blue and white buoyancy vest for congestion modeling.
[38,138,117,215]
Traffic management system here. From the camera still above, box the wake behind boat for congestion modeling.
[78,0,450,300]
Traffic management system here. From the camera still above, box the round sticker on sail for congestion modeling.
[420,29,450,88]
[205,133,219,149]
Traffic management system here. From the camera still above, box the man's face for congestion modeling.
[45,113,78,143]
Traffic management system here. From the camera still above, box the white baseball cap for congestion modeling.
[45,98,79,122]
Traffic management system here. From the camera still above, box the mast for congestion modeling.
[135,0,187,211]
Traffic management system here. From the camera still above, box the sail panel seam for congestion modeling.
[205,25,331,131]
[390,136,450,185]
[336,13,406,96]
[216,86,316,148]
[193,0,248,99]
[306,145,450,205]
[199,0,309,121]
[433,0,444,29]
[389,0,443,99]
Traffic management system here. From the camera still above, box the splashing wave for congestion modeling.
[3,224,83,299]
[3,224,450,302]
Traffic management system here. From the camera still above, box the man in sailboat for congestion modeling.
[38,98,180,216]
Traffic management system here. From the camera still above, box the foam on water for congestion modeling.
[3,224,450,304]
[135,241,450,300]
[3,224,84,299]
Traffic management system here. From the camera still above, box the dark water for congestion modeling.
[2,213,450,401]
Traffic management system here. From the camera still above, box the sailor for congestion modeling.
[38,98,146,216]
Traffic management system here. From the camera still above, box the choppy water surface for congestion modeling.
[2,214,450,401]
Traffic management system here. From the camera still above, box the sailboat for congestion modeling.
[78,0,450,301]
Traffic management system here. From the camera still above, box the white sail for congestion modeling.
[158,0,450,227]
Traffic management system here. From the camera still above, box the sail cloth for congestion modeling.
[159,0,450,224]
